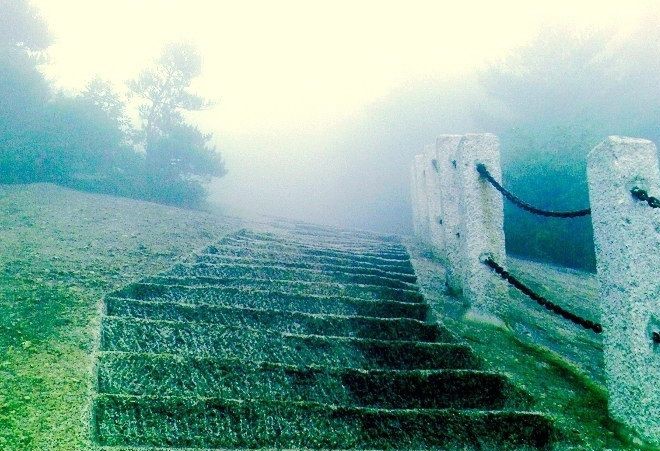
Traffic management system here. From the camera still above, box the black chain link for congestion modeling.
[483,257,603,334]
[631,187,660,208]
[476,164,592,218]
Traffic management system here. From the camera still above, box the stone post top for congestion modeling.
[460,133,499,142]
[589,136,656,159]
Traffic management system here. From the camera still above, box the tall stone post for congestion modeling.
[435,135,464,294]
[413,154,431,239]
[587,136,660,445]
[456,134,507,317]
[410,161,421,236]
[424,145,446,257]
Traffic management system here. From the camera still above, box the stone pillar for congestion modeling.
[413,154,431,239]
[587,136,660,445]
[424,145,446,257]
[435,135,464,294]
[456,133,507,316]
[410,161,421,236]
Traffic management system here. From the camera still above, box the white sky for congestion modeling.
[32,0,652,136]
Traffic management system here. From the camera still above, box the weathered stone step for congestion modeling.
[239,228,406,252]
[287,227,399,242]
[106,298,448,342]
[167,262,419,291]
[195,254,417,285]
[111,284,427,319]
[210,238,414,273]
[93,396,553,449]
[280,233,406,252]
[100,318,480,370]
[271,221,401,243]
[141,276,425,303]
[97,353,530,410]
[226,231,410,260]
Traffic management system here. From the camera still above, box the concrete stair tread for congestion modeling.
[220,234,411,262]
[105,298,452,342]
[203,242,415,272]
[141,275,424,303]
[94,395,554,449]
[100,317,481,370]
[107,284,428,320]
[97,352,531,409]
[166,262,419,291]
[195,252,417,280]
[234,229,409,253]
[213,239,415,270]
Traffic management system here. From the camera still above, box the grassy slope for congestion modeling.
[0,184,241,451]
[409,242,647,450]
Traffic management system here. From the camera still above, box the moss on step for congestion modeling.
[141,275,425,303]
[93,396,554,449]
[100,317,480,370]
[216,237,416,272]
[109,284,428,319]
[222,233,413,265]
[106,298,449,342]
[234,229,409,256]
[168,262,419,291]
[97,353,523,409]
[195,252,418,281]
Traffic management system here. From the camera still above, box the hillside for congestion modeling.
[0,184,242,450]
[0,184,638,449]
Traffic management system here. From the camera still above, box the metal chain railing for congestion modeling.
[631,187,660,208]
[476,164,592,218]
[483,257,603,334]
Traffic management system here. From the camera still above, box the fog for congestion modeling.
[5,0,660,268]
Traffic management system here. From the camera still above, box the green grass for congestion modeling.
[0,183,240,450]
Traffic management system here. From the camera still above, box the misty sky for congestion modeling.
[31,0,657,228]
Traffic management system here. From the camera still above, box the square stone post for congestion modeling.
[424,145,446,257]
[587,136,660,445]
[456,134,507,317]
[435,135,464,294]
[413,154,431,239]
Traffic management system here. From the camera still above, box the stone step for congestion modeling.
[226,231,410,260]
[196,252,417,282]
[100,318,480,370]
[110,284,427,319]
[210,238,415,273]
[141,276,425,304]
[267,221,401,243]
[290,228,400,245]
[105,298,449,342]
[167,262,419,291]
[238,228,407,253]
[97,353,530,410]
[278,232,406,252]
[93,396,553,449]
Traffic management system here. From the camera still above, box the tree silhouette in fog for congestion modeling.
[0,2,225,208]
[129,43,225,205]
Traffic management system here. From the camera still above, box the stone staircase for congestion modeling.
[91,225,554,449]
